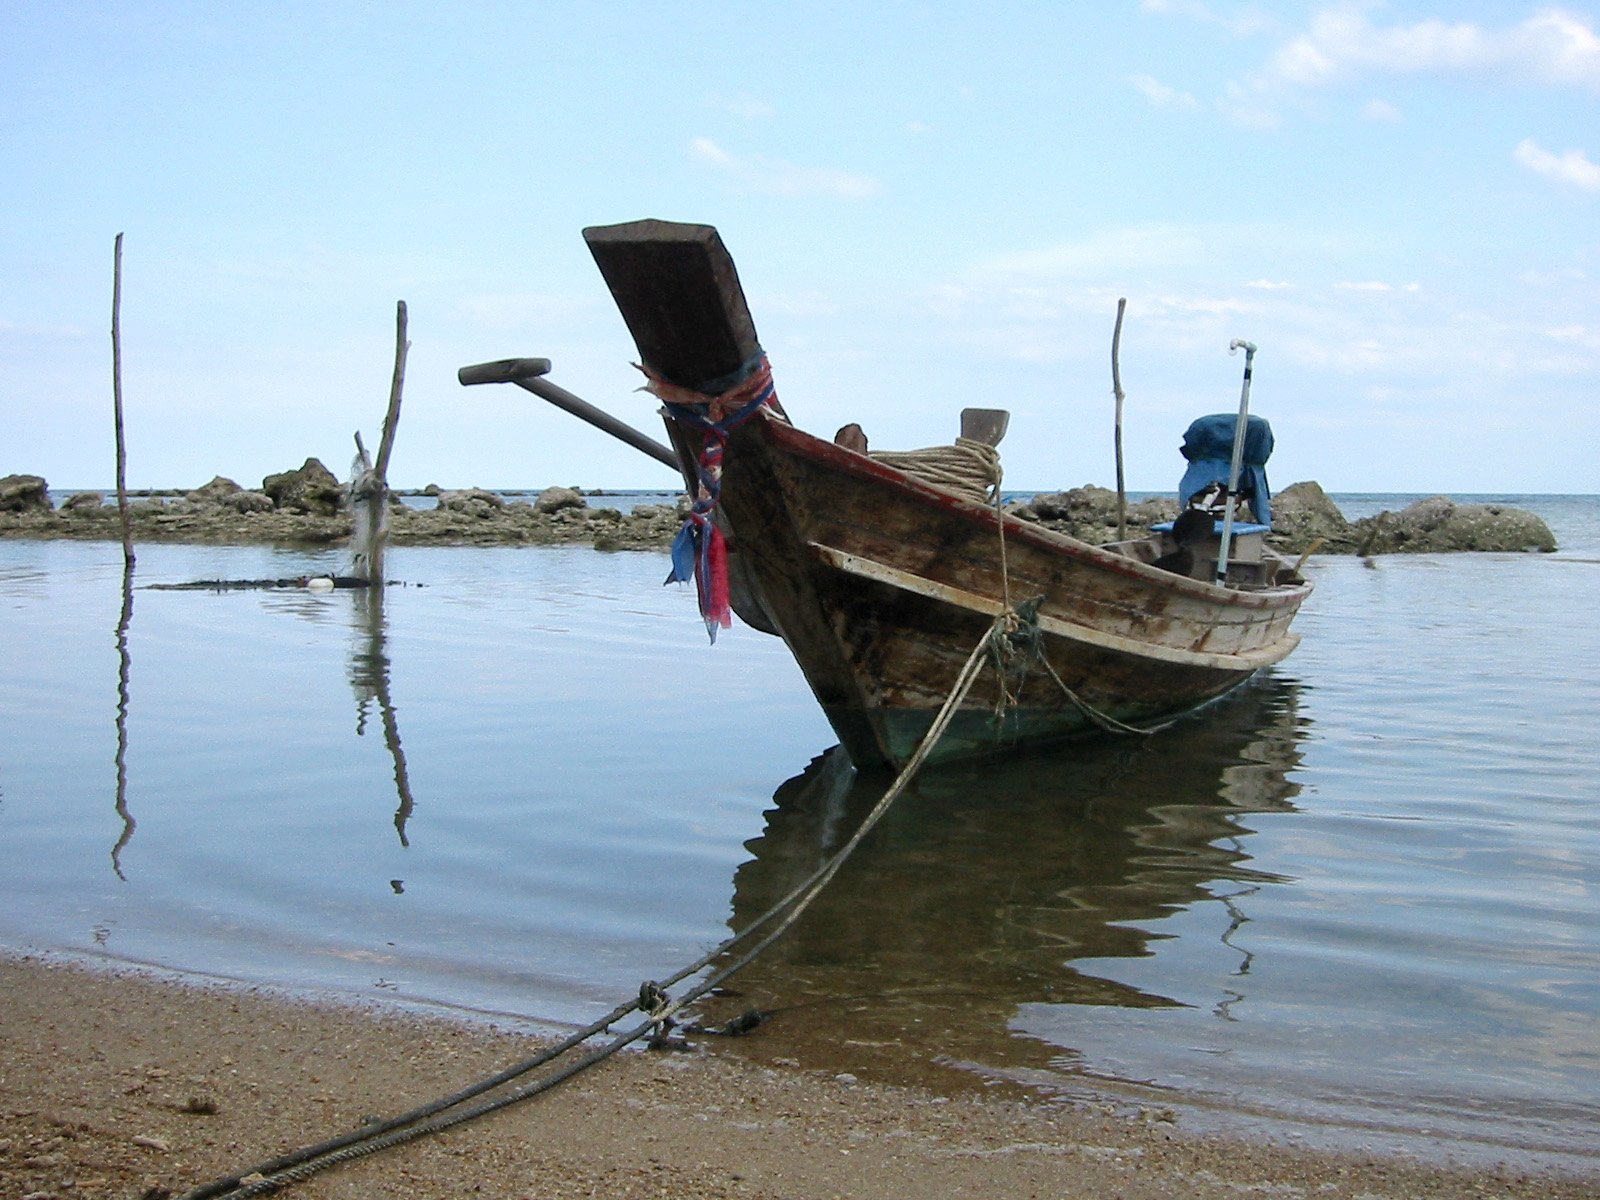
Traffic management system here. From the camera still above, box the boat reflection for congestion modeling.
[346,586,416,847]
[698,673,1305,1088]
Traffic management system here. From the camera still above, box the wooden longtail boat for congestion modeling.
[495,220,1312,772]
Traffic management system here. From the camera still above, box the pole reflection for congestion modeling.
[111,561,136,880]
[347,585,416,848]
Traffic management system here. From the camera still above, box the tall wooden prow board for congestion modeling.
[584,219,785,639]
[582,220,762,393]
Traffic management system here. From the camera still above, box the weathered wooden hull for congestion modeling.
[707,414,1310,771]
[581,217,1310,771]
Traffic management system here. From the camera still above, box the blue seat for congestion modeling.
[1151,520,1270,535]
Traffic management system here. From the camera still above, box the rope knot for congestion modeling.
[638,979,679,1050]
[637,980,670,1016]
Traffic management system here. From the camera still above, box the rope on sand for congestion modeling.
[175,613,1012,1200]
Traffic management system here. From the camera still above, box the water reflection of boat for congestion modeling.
[696,674,1304,1086]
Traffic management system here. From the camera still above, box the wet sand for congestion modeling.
[4,955,1593,1200]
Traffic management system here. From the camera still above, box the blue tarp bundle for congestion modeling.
[1177,413,1274,525]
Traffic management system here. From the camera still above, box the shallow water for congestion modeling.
[1,495,1596,1169]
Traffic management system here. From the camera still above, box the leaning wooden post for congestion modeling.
[375,300,408,484]
[112,233,134,566]
[1110,297,1128,542]
[350,301,409,584]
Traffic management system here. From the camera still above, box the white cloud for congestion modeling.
[1514,137,1600,191]
[1217,79,1283,130]
[1547,323,1600,349]
[1129,73,1199,109]
[689,137,881,199]
[1335,280,1391,291]
[1140,0,1271,38]
[0,316,90,338]
[708,93,775,121]
[1262,7,1600,90]
[454,292,599,331]
[1361,98,1402,122]
[1245,279,1292,290]
[1218,7,1600,128]
[1520,265,1589,285]
[980,224,1219,277]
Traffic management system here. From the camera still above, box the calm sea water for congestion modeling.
[1,495,1596,1170]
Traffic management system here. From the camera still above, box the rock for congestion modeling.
[226,490,276,514]
[1352,496,1556,554]
[1017,485,1177,544]
[186,476,243,505]
[535,486,586,515]
[63,491,104,510]
[422,483,442,496]
[0,474,50,512]
[1028,484,1115,520]
[261,459,343,516]
[437,488,505,519]
[1267,481,1353,553]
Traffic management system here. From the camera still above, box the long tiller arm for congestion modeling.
[458,357,683,472]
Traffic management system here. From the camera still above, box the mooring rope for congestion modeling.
[1034,650,1186,736]
[180,424,1182,1198]
[977,455,1182,740]
[176,615,1010,1200]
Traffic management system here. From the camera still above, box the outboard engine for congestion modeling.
[1177,413,1274,525]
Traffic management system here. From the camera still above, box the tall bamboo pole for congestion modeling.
[1110,297,1128,542]
[112,233,134,566]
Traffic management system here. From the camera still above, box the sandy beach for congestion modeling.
[3,954,1594,1200]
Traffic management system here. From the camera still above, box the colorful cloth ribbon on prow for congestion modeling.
[641,354,782,641]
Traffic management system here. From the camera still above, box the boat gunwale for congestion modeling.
[749,413,1311,614]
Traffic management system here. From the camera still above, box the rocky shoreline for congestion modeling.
[0,463,1559,555]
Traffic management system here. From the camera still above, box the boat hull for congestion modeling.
[713,415,1310,771]
[581,216,1310,772]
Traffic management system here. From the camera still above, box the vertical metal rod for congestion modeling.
[1215,340,1257,585]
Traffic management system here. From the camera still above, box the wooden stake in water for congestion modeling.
[112,233,134,567]
[1110,298,1128,542]
[350,302,409,584]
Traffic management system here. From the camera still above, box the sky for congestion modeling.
[2,1,1597,496]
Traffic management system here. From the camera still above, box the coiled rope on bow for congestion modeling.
[870,438,1002,505]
